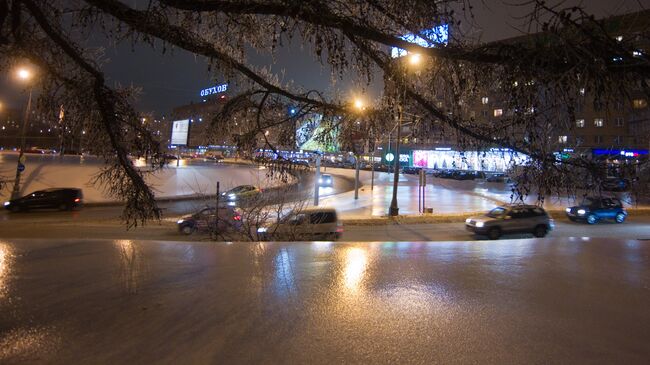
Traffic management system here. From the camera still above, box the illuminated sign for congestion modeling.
[199,83,228,97]
[385,153,395,162]
[592,148,648,157]
[171,119,190,146]
[391,24,449,58]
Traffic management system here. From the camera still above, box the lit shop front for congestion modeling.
[409,148,529,172]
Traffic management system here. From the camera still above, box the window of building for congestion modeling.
[493,108,503,117]
[436,101,444,108]
[575,136,584,145]
[613,136,623,145]
[482,110,488,117]
[579,88,585,96]
[481,97,489,105]
[576,119,585,128]
[595,135,603,144]
[615,117,624,127]
[558,135,568,144]
[616,35,623,42]
[594,118,604,127]
[633,99,648,109]
[469,110,476,119]
[615,100,624,110]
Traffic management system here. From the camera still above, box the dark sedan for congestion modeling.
[4,188,83,212]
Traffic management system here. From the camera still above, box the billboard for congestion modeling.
[391,24,449,58]
[295,114,339,152]
[171,119,190,146]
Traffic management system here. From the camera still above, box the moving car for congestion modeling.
[177,206,242,235]
[257,208,343,241]
[601,177,630,192]
[318,174,333,187]
[465,205,554,240]
[565,197,627,224]
[4,188,83,212]
[221,185,261,202]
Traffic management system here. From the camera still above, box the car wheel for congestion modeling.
[586,214,598,225]
[487,227,501,240]
[533,225,548,238]
[615,213,626,223]
[9,205,21,213]
[181,225,194,235]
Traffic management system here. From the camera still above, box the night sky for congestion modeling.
[0,0,645,115]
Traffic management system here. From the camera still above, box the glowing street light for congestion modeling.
[11,65,36,199]
[16,68,32,81]
[354,99,364,111]
[408,53,422,66]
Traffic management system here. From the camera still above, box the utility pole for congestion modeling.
[11,87,33,199]
[388,104,402,216]
[354,155,360,199]
[313,152,321,206]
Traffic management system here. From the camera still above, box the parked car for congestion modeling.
[319,174,333,187]
[4,188,83,212]
[565,197,627,224]
[486,173,508,183]
[221,185,261,202]
[465,205,554,240]
[177,206,243,235]
[257,208,343,241]
[452,171,475,180]
[402,166,423,175]
[601,177,630,192]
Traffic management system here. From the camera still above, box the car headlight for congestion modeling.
[318,178,323,184]
[565,208,571,213]
[228,193,236,200]
[257,227,268,233]
[465,218,471,224]
[177,219,185,224]
[577,209,586,215]
[475,221,484,228]
[3,202,9,206]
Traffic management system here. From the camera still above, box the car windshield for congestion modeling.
[581,198,598,207]
[486,207,507,218]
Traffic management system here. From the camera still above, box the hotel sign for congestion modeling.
[199,83,228,97]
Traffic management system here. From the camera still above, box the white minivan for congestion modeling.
[257,208,343,241]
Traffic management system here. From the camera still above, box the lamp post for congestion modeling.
[388,53,421,216]
[11,67,34,199]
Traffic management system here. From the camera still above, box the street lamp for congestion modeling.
[388,53,422,216]
[11,66,35,199]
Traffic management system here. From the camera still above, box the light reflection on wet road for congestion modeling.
[0,239,649,364]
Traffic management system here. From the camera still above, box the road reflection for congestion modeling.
[114,240,143,294]
[0,242,13,299]
[342,247,368,292]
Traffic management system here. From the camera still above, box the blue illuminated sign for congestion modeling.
[391,24,449,58]
[199,83,228,97]
[592,148,648,157]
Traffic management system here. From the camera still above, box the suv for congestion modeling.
[176,206,243,235]
[4,188,83,212]
[257,208,343,241]
[565,197,627,224]
[465,205,554,240]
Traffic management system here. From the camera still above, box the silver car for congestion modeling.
[465,205,554,240]
[257,208,343,241]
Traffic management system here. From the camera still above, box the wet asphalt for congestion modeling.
[0,238,648,364]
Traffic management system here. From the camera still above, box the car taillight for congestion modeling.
[233,215,241,221]
[74,198,81,203]
[336,227,344,233]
